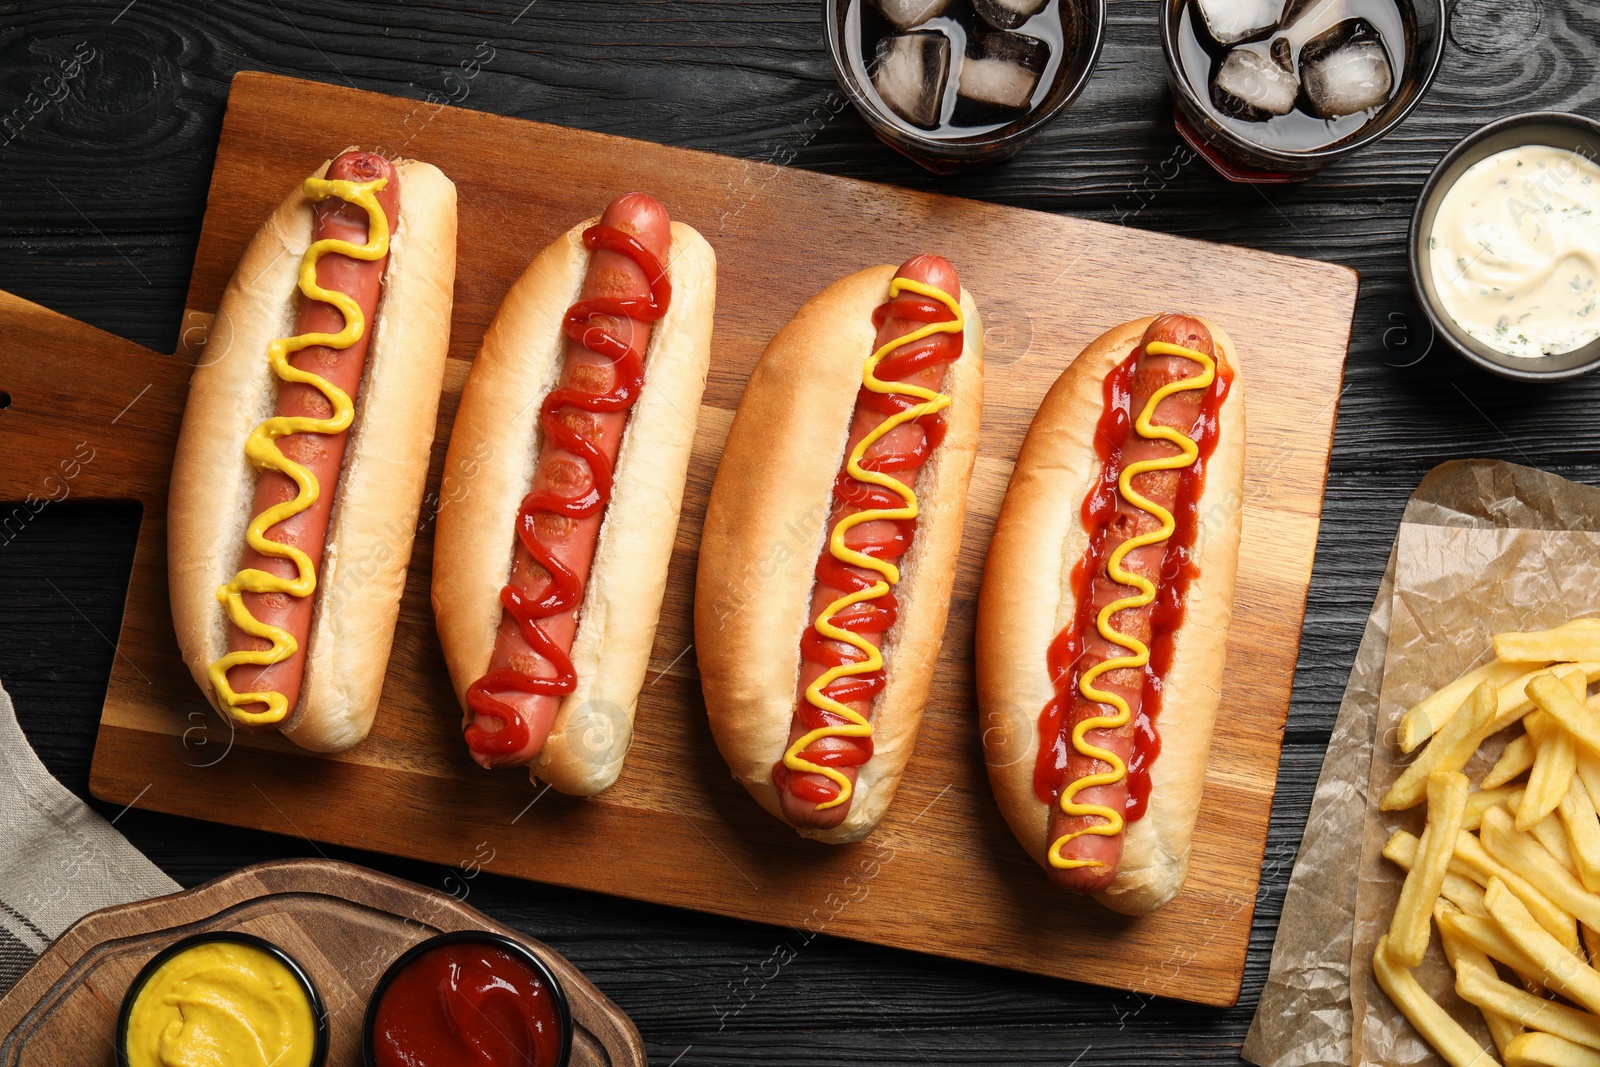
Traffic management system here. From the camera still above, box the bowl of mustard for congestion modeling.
[117,932,328,1067]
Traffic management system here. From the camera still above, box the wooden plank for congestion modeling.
[0,858,645,1066]
[16,69,1356,1006]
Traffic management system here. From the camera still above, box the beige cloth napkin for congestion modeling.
[0,676,177,994]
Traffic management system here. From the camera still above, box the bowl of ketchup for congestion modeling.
[363,931,572,1067]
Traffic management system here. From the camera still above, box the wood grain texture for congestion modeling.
[0,858,645,1067]
[0,68,1358,1007]
[1,0,1596,1061]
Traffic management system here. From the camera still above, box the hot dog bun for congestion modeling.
[431,216,717,795]
[168,154,457,753]
[977,316,1245,915]
[696,265,983,843]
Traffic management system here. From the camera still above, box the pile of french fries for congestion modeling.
[1376,618,1600,1067]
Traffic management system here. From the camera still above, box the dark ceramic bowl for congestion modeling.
[824,0,1106,173]
[1160,0,1448,182]
[117,932,329,1067]
[1409,111,1600,381]
[361,930,573,1067]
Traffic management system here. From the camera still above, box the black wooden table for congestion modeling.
[1,1,1595,1062]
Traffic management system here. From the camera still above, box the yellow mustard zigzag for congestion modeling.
[207,176,389,726]
[1048,340,1215,870]
[782,277,964,811]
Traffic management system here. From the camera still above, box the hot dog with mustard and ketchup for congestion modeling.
[432,193,716,795]
[978,314,1244,914]
[696,256,983,842]
[169,149,457,752]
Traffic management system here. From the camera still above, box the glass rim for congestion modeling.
[822,0,1109,156]
[1158,0,1449,167]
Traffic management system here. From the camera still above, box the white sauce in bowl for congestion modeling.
[1428,144,1600,359]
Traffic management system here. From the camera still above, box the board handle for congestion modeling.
[0,289,190,509]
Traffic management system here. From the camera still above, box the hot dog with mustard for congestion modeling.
[978,314,1245,914]
[168,149,457,752]
[697,256,983,842]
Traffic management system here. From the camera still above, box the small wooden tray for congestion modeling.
[0,70,1358,1006]
[0,858,643,1066]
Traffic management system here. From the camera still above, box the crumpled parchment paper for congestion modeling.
[1243,459,1600,1067]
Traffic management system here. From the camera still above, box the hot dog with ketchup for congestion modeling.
[697,257,983,842]
[169,149,457,752]
[432,193,716,795]
[978,314,1245,914]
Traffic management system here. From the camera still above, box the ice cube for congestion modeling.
[1300,19,1393,118]
[1279,0,1349,36]
[958,32,1050,111]
[1193,0,1288,46]
[970,0,1049,31]
[872,32,951,129]
[873,0,951,31]
[1211,45,1299,120]
[1274,0,1354,53]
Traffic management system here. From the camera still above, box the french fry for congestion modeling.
[1438,908,1552,994]
[1579,752,1600,822]
[1451,875,1492,919]
[1452,966,1536,1062]
[1560,779,1600,895]
[1529,819,1580,876]
[1531,672,1600,762]
[1376,625,1600,1065]
[1484,664,1600,741]
[1564,666,1590,692]
[1489,1015,1529,1062]
[1484,879,1600,1015]
[1488,1012,1529,1063]
[1486,736,1537,790]
[1386,682,1499,811]
[1509,789,1580,872]
[1526,714,1581,831]
[1391,772,1471,966]
[1441,922,1526,1057]
[1535,814,1581,875]
[1463,970,1600,1053]
[1373,934,1501,1067]
[1496,619,1600,665]
[1456,831,1582,952]
[1482,807,1600,937]
[1468,788,1523,831]
[1385,830,1490,916]
[1504,1032,1600,1067]
[1384,828,1420,864]
[1523,672,1588,829]
[1404,659,1549,754]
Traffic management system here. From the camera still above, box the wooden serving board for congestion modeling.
[0,70,1357,1006]
[0,858,644,1066]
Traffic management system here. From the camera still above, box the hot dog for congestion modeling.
[168,149,457,752]
[220,153,399,718]
[977,314,1245,914]
[696,257,983,842]
[432,193,716,795]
